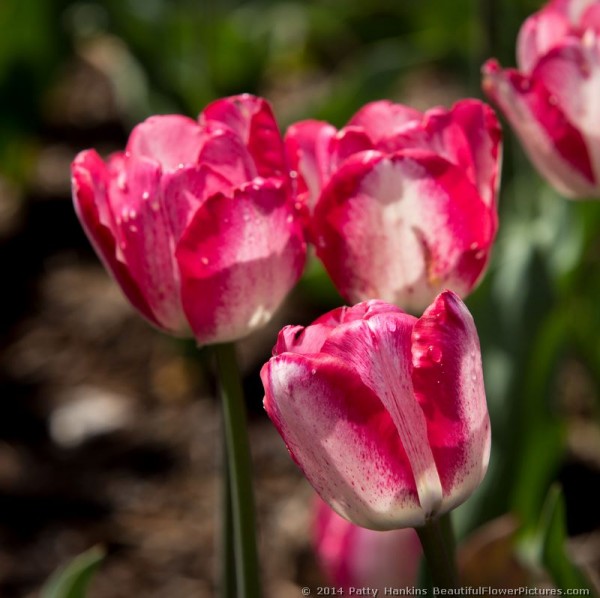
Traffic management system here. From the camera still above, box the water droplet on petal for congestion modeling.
[475,250,485,260]
[470,242,479,251]
[201,257,209,265]
[117,175,128,192]
[129,208,137,220]
[142,191,150,201]
[177,163,185,170]
[151,201,160,212]
[311,368,317,375]
[289,170,298,179]
[286,214,294,224]
[129,224,138,233]
[428,345,442,363]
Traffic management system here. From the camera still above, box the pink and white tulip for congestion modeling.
[314,498,422,590]
[72,94,306,345]
[261,291,491,530]
[483,0,600,198]
[285,100,501,312]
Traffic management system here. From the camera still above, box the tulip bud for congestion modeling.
[483,0,600,198]
[261,290,491,530]
[71,94,306,345]
[314,498,422,590]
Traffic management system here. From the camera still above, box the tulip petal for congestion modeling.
[438,100,502,210]
[347,100,422,144]
[273,300,405,356]
[161,164,232,241]
[285,120,338,211]
[517,8,571,73]
[321,312,444,519]
[71,150,160,328]
[126,114,204,172]
[262,353,424,529]
[483,59,596,197]
[200,94,287,179]
[411,290,491,513]
[108,154,186,333]
[532,38,600,182]
[314,151,493,311]
[176,180,305,344]
[197,127,258,187]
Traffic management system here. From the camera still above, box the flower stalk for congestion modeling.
[215,342,261,598]
[416,513,459,590]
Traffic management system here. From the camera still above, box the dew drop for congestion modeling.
[151,201,160,212]
[117,175,128,192]
[311,368,317,375]
[289,170,298,179]
[142,191,150,201]
[475,250,485,260]
[294,201,303,212]
[129,224,138,233]
[414,332,422,340]
[201,257,209,265]
[129,208,137,220]
[470,242,479,251]
[286,214,294,224]
[428,345,442,363]
[177,163,185,170]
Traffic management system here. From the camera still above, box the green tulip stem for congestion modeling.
[416,512,460,589]
[219,431,236,598]
[214,342,261,598]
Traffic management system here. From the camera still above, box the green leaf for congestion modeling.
[41,545,105,598]
[539,485,591,591]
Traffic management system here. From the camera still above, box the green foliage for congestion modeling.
[41,546,105,598]
[539,486,591,591]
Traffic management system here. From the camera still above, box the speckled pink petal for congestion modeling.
[175,180,305,345]
[125,114,204,172]
[411,290,491,514]
[321,312,443,519]
[200,94,287,179]
[71,150,160,328]
[483,59,596,197]
[262,352,423,530]
[314,150,494,312]
[347,100,422,144]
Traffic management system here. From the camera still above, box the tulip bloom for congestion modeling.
[285,100,501,312]
[483,0,600,198]
[72,94,306,344]
[262,291,490,530]
[314,498,422,590]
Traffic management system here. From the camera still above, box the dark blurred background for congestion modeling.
[1,0,599,596]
